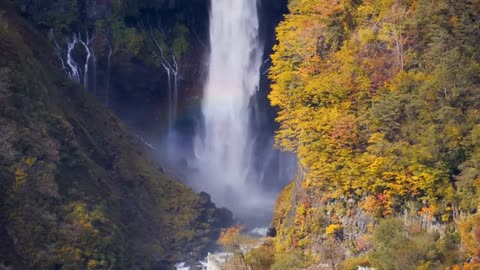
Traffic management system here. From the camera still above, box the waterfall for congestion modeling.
[49,29,68,74]
[193,0,264,220]
[151,28,180,128]
[78,32,95,90]
[66,34,81,83]
[53,31,96,92]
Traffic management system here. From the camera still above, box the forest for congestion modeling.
[250,0,480,269]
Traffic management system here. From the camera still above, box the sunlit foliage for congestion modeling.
[270,0,480,267]
[271,0,480,218]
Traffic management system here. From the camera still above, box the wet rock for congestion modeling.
[266,226,277,237]
[86,0,112,20]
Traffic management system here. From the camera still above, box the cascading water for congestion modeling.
[52,31,97,92]
[66,34,81,83]
[193,0,266,222]
[151,29,180,128]
[78,32,95,90]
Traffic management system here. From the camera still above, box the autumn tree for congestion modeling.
[217,225,256,268]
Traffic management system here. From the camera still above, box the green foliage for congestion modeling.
[245,241,276,270]
[107,2,192,61]
[55,202,119,270]
[12,0,81,35]
[12,0,193,63]
[270,250,306,270]
[369,219,461,270]
[110,19,142,54]
[341,255,370,270]
[172,23,190,59]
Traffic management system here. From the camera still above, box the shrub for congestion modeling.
[245,241,275,270]
[271,251,306,270]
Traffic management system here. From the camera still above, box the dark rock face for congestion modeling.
[266,226,277,237]
[252,0,297,191]
[86,0,112,19]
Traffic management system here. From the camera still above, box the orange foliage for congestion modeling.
[218,226,243,251]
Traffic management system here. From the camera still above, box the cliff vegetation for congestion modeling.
[261,0,480,269]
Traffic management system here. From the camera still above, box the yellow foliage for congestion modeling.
[459,214,480,261]
[358,28,376,46]
[87,260,101,270]
[269,0,480,265]
[14,167,27,192]
[325,224,342,235]
[25,156,37,166]
[218,226,249,252]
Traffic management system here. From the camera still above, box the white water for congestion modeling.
[78,32,95,90]
[151,29,179,128]
[193,0,265,219]
[66,34,81,83]
[58,32,96,91]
